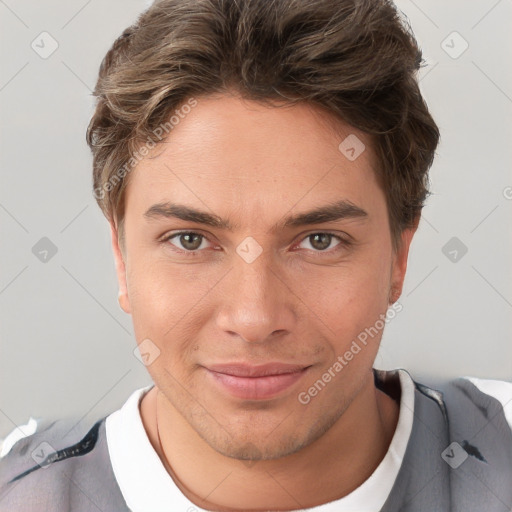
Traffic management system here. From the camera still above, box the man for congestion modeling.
[1,0,511,510]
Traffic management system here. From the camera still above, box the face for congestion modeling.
[111,92,415,461]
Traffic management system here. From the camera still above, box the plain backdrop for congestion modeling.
[0,0,511,439]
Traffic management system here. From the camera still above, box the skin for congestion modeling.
[110,91,417,511]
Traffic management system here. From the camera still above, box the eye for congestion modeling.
[164,231,212,252]
[296,232,348,253]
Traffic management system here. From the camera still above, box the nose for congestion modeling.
[214,249,297,344]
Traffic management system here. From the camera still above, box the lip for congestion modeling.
[204,363,312,400]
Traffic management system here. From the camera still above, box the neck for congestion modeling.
[141,371,399,512]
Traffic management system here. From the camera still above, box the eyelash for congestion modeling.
[160,230,352,257]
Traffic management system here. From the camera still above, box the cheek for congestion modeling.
[126,253,218,364]
[127,270,209,407]
[128,270,202,387]
[300,250,392,346]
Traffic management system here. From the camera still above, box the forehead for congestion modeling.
[124,94,382,218]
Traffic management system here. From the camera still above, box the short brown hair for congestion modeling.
[86,0,440,251]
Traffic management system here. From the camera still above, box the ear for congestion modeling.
[110,221,131,314]
[389,217,419,304]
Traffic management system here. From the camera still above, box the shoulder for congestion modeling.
[435,376,512,430]
[413,374,512,474]
[411,374,512,431]
[0,415,125,512]
[457,376,512,426]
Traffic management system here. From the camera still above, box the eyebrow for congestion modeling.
[143,199,368,232]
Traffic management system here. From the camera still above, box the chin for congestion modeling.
[212,433,307,462]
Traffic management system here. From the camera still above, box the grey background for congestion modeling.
[0,0,511,440]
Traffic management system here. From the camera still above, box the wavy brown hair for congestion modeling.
[86,0,440,251]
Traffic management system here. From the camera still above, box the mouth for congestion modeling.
[203,363,313,400]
